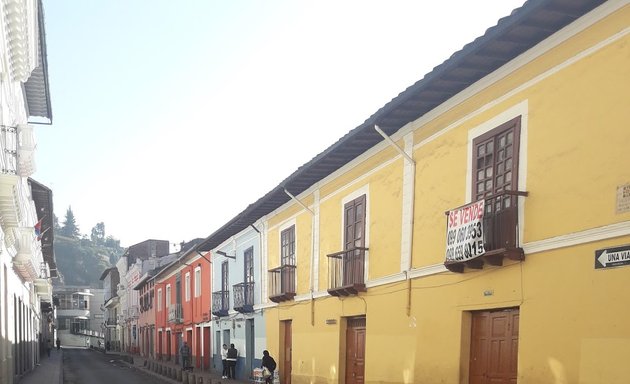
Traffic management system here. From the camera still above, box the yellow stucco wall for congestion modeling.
[263,5,630,384]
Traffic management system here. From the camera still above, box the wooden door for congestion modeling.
[343,195,366,285]
[282,320,292,384]
[345,317,366,384]
[470,308,519,384]
[203,327,211,370]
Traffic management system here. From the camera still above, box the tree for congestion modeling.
[60,206,80,238]
[91,222,105,244]
[53,214,61,232]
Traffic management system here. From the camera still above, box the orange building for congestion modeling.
[154,244,212,370]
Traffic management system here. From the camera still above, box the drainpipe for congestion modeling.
[374,125,416,316]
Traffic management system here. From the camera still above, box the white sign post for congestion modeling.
[445,199,486,263]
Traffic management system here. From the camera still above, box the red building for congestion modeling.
[154,246,212,369]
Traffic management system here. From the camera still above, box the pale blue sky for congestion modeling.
[36,0,525,249]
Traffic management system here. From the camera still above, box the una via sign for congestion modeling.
[595,245,630,269]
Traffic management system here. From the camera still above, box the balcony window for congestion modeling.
[167,303,183,324]
[269,225,296,302]
[185,272,191,302]
[328,194,367,296]
[194,267,201,298]
[445,116,526,272]
[212,261,230,317]
[211,290,229,317]
[269,265,296,303]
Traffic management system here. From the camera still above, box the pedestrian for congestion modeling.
[180,341,191,370]
[56,337,61,351]
[221,343,229,379]
[261,350,276,384]
[46,339,52,357]
[226,343,238,379]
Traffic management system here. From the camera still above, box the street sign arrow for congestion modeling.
[595,245,630,269]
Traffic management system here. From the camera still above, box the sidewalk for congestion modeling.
[105,350,251,384]
[17,349,63,384]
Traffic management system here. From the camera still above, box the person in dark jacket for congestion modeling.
[261,350,276,384]
[226,343,238,379]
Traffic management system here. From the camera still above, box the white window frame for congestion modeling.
[194,267,202,298]
[185,272,191,302]
[165,284,171,309]
[157,288,163,311]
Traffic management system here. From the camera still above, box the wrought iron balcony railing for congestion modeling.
[233,282,255,313]
[268,264,296,303]
[105,317,117,326]
[327,246,368,296]
[212,290,229,317]
[445,190,528,273]
[167,303,183,323]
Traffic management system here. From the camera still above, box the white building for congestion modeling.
[0,0,54,383]
[53,286,105,347]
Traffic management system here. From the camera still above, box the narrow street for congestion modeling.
[62,348,168,384]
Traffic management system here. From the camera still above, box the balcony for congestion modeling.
[0,174,21,234]
[105,318,117,327]
[327,246,368,296]
[0,126,18,175]
[233,282,254,313]
[444,191,528,273]
[167,303,183,324]
[212,291,229,317]
[17,125,36,177]
[12,227,43,281]
[268,265,296,303]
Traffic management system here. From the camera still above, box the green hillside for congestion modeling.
[53,207,125,287]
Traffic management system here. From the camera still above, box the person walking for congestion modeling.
[56,337,61,351]
[180,341,191,370]
[226,343,238,379]
[261,350,277,384]
[221,343,229,379]
[46,339,52,357]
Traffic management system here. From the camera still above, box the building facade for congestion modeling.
[53,286,104,347]
[197,224,267,379]
[133,250,179,359]
[192,1,630,383]
[154,240,211,370]
[0,0,54,383]
[100,267,120,351]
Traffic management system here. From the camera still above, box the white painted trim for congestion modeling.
[158,328,163,332]
[365,272,407,288]
[166,327,171,332]
[401,133,415,272]
[278,218,296,233]
[408,263,449,279]
[523,221,630,255]
[312,190,321,291]
[186,327,193,331]
[261,220,268,303]
[294,290,329,302]
[184,272,191,302]
[194,267,202,298]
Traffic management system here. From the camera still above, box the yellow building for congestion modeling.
[200,1,630,383]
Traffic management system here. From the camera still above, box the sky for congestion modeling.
[36,0,525,250]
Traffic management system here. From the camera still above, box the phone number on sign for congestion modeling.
[445,222,485,262]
